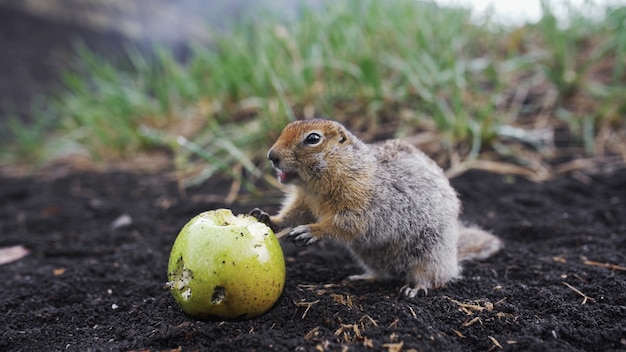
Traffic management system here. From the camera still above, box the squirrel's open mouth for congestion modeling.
[277,170,298,184]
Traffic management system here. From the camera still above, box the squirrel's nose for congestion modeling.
[268,149,279,164]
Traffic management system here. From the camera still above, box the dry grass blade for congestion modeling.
[294,299,320,319]
[488,336,503,350]
[495,311,517,320]
[466,160,550,182]
[332,293,356,308]
[382,341,404,352]
[408,306,417,319]
[452,329,465,338]
[334,323,362,342]
[562,281,596,305]
[583,260,626,272]
[445,296,494,314]
[554,156,626,174]
[359,315,378,327]
[461,316,483,328]
[304,326,320,340]
[297,284,320,290]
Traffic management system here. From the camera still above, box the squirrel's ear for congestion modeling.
[338,129,347,144]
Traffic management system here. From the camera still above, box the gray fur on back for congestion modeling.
[346,139,461,280]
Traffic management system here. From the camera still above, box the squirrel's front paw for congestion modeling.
[287,225,319,247]
[249,208,271,227]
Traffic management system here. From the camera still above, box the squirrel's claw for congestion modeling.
[400,285,428,298]
[249,208,271,227]
[288,225,319,247]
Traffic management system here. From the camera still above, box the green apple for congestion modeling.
[167,209,285,320]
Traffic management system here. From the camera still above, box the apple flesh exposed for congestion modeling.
[167,209,285,320]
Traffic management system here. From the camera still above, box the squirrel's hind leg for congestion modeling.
[401,284,428,298]
[403,260,460,298]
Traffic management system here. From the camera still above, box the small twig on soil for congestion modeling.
[332,293,356,308]
[461,316,482,328]
[359,314,378,327]
[304,326,320,340]
[562,282,596,305]
[445,296,493,314]
[174,321,192,329]
[452,329,465,338]
[572,273,588,284]
[334,323,362,342]
[294,299,320,319]
[495,312,517,321]
[407,306,417,319]
[382,341,404,352]
[488,336,503,350]
[571,170,593,185]
[583,260,626,272]
[455,159,550,182]
[297,283,340,290]
[494,297,507,306]
[554,156,625,175]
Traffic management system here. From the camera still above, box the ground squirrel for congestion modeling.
[251,119,503,297]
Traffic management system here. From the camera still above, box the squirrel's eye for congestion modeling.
[304,132,322,145]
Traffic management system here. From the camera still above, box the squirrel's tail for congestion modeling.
[457,224,503,262]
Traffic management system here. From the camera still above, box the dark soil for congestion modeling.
[1,168,625,352]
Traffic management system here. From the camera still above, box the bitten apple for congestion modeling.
[167,209,285,320]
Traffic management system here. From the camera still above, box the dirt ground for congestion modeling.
[1,167,625,351]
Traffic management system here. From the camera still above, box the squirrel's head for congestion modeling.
[267,119,355,185]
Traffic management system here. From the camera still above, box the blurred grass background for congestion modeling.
[1,0,625,196]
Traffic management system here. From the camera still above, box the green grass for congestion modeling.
[2,0,625,188]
